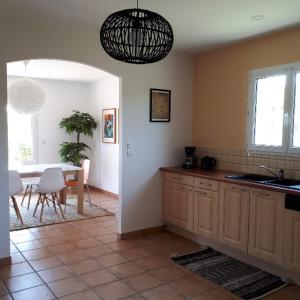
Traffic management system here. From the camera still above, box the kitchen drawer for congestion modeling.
[194,177,219,191]
[163,172,194,186]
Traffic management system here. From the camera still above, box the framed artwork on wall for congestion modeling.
[102,108,116,143]
[150,88,171,122]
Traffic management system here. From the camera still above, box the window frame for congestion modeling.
[247,62,300,155]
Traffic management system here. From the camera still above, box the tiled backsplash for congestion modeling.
[197,147,300,180]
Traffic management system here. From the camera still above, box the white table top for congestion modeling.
[9,163,82,175]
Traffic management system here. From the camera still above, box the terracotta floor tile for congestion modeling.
[39,236,68,246]
[88,228,111,236]
[58,250,89,264]
[141,285,185,300]
[30,256,63,272]
[22,248,53,261]
[63,232,90,242]
[38,265,74,283]
[169,276,215,298]
[125,273,162,292]
[11,284,55,300]
[149,265,188,283]
[119,248,151,260]
[59,289,101,300]
[67,259,103,275]
[15,240,45,252]
[94,280,136,300]
[34,229,62,239]
[194,288,242,300]
[47,243,77,255]
[85,245,114,258]
[96,253,128,267]
[80,269,118,287]
[134,255,170,271]
[4,272,43,293]
[10,253,25,264]
[0,281,8,296]
[0,262,34,279]
[108,262,144,279]
[108,241,135,252]
[9,244,19,254]
[122,295,146,300]
[73,238,102,249]
[96,233,118,244]
[10,232,37,244]
[48,277,88,298]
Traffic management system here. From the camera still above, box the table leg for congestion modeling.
[59,188,66,204]
[77,169,84,214]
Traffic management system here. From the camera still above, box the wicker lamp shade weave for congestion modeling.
[100,8,174,64]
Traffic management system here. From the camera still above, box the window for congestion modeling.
[248,62,300,154]
[7,106,37,167]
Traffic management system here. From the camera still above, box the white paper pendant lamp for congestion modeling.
[8,77,46,115]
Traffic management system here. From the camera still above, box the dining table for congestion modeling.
[9,163,84,214]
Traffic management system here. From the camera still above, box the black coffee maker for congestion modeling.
[182,146,198,169]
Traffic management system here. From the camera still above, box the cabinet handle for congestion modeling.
[172,176,181,181]
[207,183,213,187]
[231,186,247,192]
[253,191,270,197]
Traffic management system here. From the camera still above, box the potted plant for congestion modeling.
[59,110,97,166]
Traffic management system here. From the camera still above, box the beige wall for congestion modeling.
[193,26,300,148]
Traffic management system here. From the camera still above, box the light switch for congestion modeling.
[127,142,133,157]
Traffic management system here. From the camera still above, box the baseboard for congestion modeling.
[88,185,119,199]
[0,256,11,266]
[117,225,166,240]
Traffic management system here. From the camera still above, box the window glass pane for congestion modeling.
[7,107,33,167]
[254,74,286,146]
[293,73,300,147]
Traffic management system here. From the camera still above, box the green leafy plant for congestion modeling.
[59,110,97,166]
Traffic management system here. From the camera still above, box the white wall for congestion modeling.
[0,18,194,259]
[88,77,119,195]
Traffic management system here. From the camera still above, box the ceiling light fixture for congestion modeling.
[8,60,46,115]
[251,15,264,21]
[100,0,174,64]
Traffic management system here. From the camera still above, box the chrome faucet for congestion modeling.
[260,165,284,180]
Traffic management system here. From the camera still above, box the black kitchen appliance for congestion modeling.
[182,146,198,169]
[201,156,217,170]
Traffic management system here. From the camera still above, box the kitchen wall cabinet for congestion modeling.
[162,179,194,232]
[194,188,218,240]
[218,183,250,253]
[248,189,284,266]
[284,209,300,273]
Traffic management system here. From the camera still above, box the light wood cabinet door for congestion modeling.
[194,188,218,240]
[218,183,250,253]
[162,181,194,232]
[284,209,300,272]
[248,189,284,266]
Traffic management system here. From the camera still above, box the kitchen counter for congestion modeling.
[160,166,300,196]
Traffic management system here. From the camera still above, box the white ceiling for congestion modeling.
[7,60,114,82]
[1,0,300,53]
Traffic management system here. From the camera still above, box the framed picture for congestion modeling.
[102,108,116,143]
[150,89,171,122]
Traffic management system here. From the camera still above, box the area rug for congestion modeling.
[172,247,289,300]
[10,195,108,231]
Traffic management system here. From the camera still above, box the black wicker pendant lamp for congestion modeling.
[100,0,174,64]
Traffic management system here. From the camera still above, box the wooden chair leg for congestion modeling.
[11,196,23,225]
[21,185,29,206]
[54,193,65,219]
[33,194,42,217]
[52,193,57,214]
[27,185,33,210]
[40,195,46,222]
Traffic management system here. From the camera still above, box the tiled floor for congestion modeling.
[89,191,119,216]
[1,216,299,300]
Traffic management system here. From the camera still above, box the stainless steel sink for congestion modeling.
[226,174,300,190]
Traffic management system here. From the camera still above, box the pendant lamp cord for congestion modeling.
[137,0,139,9]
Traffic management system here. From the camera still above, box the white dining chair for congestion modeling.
[33,168,65,222]
[21,177,40,209]
[8,170,24,225]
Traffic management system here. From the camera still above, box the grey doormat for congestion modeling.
[10,195,108,231]
[172,247,289,300]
